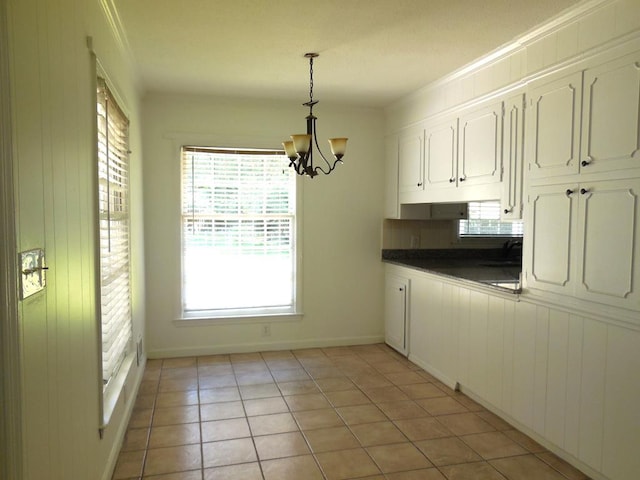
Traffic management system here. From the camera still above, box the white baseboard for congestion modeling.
[147,335,385,359]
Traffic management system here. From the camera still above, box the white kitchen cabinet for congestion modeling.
[527,70,583,179]
[398,126,424,195]
[576,178,640,311]
[501,93,525,220]
[528,50,640,180]
[424,116,457,191]
[526,178,640,312]
[580,51,640,175]
[384,134,400,218]
[526,183,578,296]
[457,100,503,187]
[384,270,409,355]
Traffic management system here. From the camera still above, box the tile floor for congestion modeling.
[112,343,590,480]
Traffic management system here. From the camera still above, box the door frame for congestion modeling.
[0,0,23,478]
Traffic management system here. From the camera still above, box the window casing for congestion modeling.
[181,147,297,317]
[96,77,132,392]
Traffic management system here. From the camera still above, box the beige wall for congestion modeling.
[7,0,145,478]
[142,93,386,358]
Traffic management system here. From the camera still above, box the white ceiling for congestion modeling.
[113,0,585,107]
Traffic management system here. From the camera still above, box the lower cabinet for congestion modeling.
[526,177,640,313]
[388,264,640,480]
[384,270,408,355]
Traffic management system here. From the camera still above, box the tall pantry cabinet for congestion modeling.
[524,46,640,315]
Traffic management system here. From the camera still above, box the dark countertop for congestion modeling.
[382,249,522,294]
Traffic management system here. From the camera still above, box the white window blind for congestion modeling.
[97,77,132,387]
[459,201,524,237]
[181,147,296,314]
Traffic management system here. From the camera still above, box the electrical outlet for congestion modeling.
[261,324,271,337]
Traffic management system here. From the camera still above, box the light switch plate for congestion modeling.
[19,248,47,300]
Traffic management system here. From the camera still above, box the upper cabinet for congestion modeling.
[457,101,503,187]
[527,49,640,181]
[398,100,503,204]
[398,125,424,194]
[581,51,640,175]
[385,134,400,219]
[424,116,457,190]
[527,70,583,179]
[501,94,525,220]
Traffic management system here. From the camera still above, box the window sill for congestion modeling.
[175,310,303,326]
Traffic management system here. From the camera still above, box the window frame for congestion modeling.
[179,145,302,322]
[457,200,524,241]
[93,59,135,431]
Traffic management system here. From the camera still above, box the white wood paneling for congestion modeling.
[578,319,607,471]
[544,310,571,448]
[564,314,585,458]
[533,306,550,436]
[511,302,537,429]
[467,290,489,397]
[602,326,640,480]
[486,296,505,409]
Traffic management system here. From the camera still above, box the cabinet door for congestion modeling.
[398,129,424,193]
[527,71,583,179]
[526,184,579,295]
[576,178,640,311]
[424,117,457,189]
[458,101,503,186]
[501,94,525,220]
[581,52,640,175]
[385,135,399,218]
[385,273,408,354]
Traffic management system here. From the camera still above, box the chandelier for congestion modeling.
[282,53,348,178]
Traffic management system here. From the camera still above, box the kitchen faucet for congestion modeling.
[502,239,523,258]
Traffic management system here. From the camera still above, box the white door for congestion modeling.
[398,129,424,193]
[385,273,408,354]
[581,52,640,175]
[424,117,458,190]
[526,184,579,295]
[576,177,640,311]
[501,94,525,220]
[527,71,583,179]
[458,101,502,187]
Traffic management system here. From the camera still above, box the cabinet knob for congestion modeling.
[417,182,423,187]
[449,178,455,183]
[565,189,574,196]
[580,188,589,195]
[504,208,511,214]
[459,177,465,182]
[581,160,589,167]
[399,287,404,291]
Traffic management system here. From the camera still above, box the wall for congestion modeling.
[385,0,640,133]
[7,0,145,479]
[142,93,385,358]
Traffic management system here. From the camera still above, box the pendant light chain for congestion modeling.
[308,55,314,104]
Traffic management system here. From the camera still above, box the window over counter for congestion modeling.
[180,147,297,318]
[458,201,524,238]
